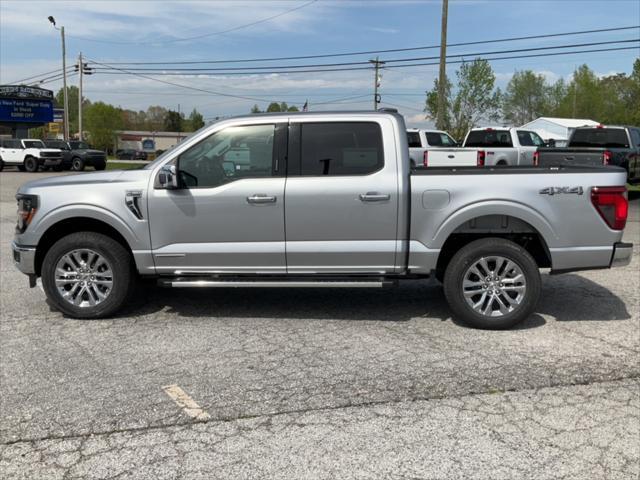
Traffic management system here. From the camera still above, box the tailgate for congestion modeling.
[539,148,604,167]
[426,148,478,167]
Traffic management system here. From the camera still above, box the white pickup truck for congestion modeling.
[0,138,63,172]
[422,127,545,168]
[407,128,458,167]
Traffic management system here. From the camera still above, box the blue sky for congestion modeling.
[1,0,638,126]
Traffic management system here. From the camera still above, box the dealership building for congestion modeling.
[0,85,56,138]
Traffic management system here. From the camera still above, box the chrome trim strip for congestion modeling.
[166,280,385,288]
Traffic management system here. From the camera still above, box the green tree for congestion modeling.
[629,58,640,125]
[84,102,124,151]
[266,102,282,112]
[265,101,299,113]
[164,110,183,132]
[559,64,602,119]
[55,86,90,136]
[250,104,262,113]
[187,108,205,131]
[502,70,548,125]
[544,78,568,117]
[425,76,452,131]
[426,59,501,140]
[145,105,168,130]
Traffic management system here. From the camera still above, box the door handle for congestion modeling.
[247,194,277,204]
[359,192,390,202]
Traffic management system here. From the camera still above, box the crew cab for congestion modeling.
[406,128,458,167]
[43,139,107,171]
[0,138,63,172]
[537,126,640,184]
[12,111,632,329]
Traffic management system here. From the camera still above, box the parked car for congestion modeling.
[407,128,458,167]
[421,127,544,168]
[537,125,640,184]
[12,111,632,329]
[116,149,148,160]
[42,140,107,171]
[0,138,63,172]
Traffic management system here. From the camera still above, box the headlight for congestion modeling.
[16,194,38,233]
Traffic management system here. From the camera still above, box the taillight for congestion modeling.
[423,151,429,167]
[603,150,612,165]
[477,150,485,166]
[533,151,539,166]
[591,186,628,230]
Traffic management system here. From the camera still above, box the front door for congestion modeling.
[147,122,287,274]
[284,119,399,274]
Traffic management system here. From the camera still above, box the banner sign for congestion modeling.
[0,85,54,100]
[0,98,54,123]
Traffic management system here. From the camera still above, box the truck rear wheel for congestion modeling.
[24,156,39,172]
[443,238,540,330]
[41,232,135,319]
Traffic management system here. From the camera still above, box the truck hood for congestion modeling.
[17,169,150,194]
[75,148,106,155]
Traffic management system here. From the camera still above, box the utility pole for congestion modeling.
[78,52,83,141]
[61,26,69,140]
[370,56,385,110]
[436,0,449,130]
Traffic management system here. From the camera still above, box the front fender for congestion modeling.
[22,204,143,250]
[430,200,558,249]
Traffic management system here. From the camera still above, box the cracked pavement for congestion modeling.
[1,172,639,479]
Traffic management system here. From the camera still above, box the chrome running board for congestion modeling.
[159,278,392,288]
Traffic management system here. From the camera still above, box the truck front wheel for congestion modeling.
[24,156,39,173]
[41,232,135,319]
[443,238,541,330]
[72,157,85,171]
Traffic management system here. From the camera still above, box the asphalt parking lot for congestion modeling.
[0,171,638,480]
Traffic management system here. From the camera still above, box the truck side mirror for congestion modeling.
[158,164,179,189]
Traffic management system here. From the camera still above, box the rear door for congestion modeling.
[516,130,544,165]
[284,119,399,274]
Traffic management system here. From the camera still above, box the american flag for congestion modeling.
[302,100,308,112]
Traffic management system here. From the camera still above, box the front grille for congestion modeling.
[40,152,61,158]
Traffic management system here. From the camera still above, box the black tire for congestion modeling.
[24,156,39,173]
[94,160,106,171]
[72,157,85,171]
[41,232,135,319]
[0,159,4,172]
[443,238,541,330]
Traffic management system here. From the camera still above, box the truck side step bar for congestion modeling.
[158,278,396,288]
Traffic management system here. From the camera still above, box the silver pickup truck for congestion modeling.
[12,110,633,329]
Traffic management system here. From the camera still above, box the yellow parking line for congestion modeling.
[162,384,211,421]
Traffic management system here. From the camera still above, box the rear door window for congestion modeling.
[297,122,384,176]
[464,130,513,148]
[407,132,422,148]
[569,128,630,148]
[425,132,457,147]
[517,131,545,147]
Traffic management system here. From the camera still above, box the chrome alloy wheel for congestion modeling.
[462,256,527,317]
[54,249,114,307]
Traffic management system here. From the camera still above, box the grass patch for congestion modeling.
[106,162,146,170]
[627,183,640,192]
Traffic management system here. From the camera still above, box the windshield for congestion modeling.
[69,141,91,149]
[23,140,45,149]
[143,123,211,170]
[464,130,513,148]
[44,140,69,150]
[569,128,629,148]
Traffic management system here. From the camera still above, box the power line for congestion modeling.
[97,25,640,65]
[64,0,318,46]
[87,38,639,73]
[88,44,640,76]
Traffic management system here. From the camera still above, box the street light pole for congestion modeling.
[436,0,449,130]
[49,16,69,141]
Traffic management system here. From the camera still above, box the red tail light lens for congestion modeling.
[603,150,612,165]
[533,151,539,166]
[477,150,485,166]
[423,151,429,167]
[591,186,628,230]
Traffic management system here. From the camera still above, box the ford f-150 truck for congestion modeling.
[537,125,640,184]
[0,138,63,172]
[12,111,633,329]
[423,127,544,167]
[406,128,458,167]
